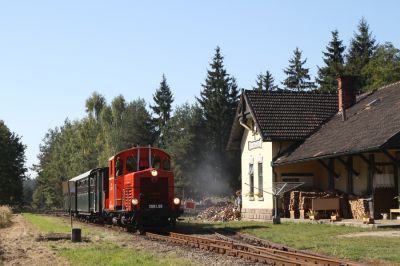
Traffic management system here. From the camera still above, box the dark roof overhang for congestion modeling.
[272,145,381,167]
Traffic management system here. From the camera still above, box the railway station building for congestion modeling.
[227,77,400,221]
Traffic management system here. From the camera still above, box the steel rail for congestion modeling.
[214,232,365,266]
[147,232,304,266]
[146,231,365,266]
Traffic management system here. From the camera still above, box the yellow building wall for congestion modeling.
[240,129,274,210]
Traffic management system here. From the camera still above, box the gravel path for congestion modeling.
[0,214,69,266]
[338,230,400,238]
[76,221,264,266]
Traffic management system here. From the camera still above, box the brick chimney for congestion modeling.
[337,76,358,113]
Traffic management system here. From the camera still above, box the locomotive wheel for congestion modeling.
[138,226,145,235]
[170,218,176,229]
[126,225,135,233]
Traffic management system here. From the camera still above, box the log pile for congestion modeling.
[299,192,327,210]
[289,191,300,211]
[283,190,370,219]
[285,190,347,218]
[348,198,370,219]
[299,191,338,210]
[196,202,240,221]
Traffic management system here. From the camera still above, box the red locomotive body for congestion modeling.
[105,146,182,229]
[65,146,182,231]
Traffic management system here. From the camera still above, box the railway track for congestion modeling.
[145,231,366,266]
[43,213,367,265]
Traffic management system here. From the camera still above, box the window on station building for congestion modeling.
[258,162,263,197]
[249,163,254,196]
[126,156,137,173]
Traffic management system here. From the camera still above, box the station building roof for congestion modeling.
[227,90,338,150]
[274,81,400,165]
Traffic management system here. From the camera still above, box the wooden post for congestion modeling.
[68,181,73,228]
[367,154,375,195]
[347,156,353,194]
[328,158,335,190]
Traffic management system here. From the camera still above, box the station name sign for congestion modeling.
[248,138,262,150]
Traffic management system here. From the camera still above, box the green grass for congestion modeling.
[178,220,400,265]
[23,213,192,266]
[23,213,79,233]
[57,243,190,266]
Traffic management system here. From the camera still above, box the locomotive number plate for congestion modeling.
[149,204,163,209]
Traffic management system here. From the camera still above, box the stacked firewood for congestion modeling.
[289,191,300,211]
[197,202,240,221]
[298,191,337,210]
[348,198,370,219]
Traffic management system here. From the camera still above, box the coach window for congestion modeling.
[126,156,137,173]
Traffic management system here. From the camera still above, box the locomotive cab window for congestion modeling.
[126,156,137,173]
[152,156,161,169]
[115,157,123,176]
[163,159,171,171]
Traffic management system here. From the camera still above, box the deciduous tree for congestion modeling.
[362,42,400,91]
[0,120,26,205]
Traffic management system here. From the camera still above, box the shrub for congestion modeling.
[0,205,12,228]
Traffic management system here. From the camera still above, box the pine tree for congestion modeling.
[283,47,316,91]
[197,46,239,195]
[253,71,278,91]
[150,74,174,146]
[346,17,377,77]
[316,30,346,93]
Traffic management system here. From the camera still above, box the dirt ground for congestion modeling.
[0,214,69,266]
[339,230,400,238]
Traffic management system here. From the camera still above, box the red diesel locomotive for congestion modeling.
[64,146,182,231]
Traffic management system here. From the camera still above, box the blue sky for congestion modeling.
[1,1,399,178]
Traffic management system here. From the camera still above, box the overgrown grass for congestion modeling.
[23,213,192,266]
[179,220,400,265]
[0,205,12,228]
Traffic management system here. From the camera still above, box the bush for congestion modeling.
[0,205,12,228]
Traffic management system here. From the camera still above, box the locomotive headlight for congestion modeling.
[151,169,158,177]
[173,197,181,205]
[131,198,139,206]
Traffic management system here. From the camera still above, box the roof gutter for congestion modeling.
[239,117,252,132]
